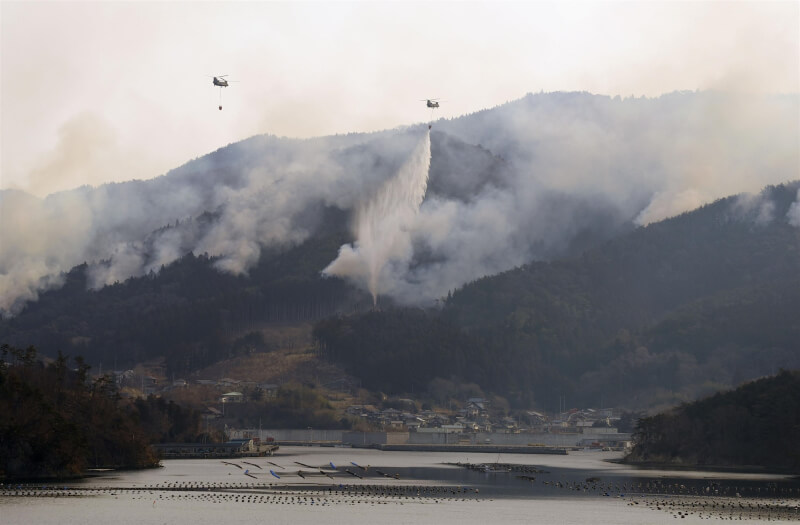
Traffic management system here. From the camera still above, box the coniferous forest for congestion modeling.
[0,344,204,480]
[626,370,800,470]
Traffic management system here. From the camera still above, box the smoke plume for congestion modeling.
[788,189,800,228]
[322,130,431,304]
[0,91,797,316]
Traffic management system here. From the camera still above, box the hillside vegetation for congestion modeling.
[0,233,368,376]
[0,345,171,479]
[625,370,800,471]
[315,183,800,411]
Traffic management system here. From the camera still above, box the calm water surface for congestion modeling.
[2,448,798,524]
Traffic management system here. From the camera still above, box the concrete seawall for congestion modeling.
[365,443,568,454]
[231,429,631,449]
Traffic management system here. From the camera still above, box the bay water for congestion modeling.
[2,447,798,524]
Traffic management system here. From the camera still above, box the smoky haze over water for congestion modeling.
[0,91,798,316]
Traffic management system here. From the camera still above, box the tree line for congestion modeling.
[626,370,800,470]
[0,344,203,480]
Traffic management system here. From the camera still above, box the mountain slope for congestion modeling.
[314,182,800,410]
[0,233,369,374]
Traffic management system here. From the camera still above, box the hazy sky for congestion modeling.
[2,1,798,196]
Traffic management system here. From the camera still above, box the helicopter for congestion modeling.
[212,75,230,87]
[209,75,238,110]
[421,98,441,129]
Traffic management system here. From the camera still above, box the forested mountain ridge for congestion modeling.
[315,182,800,411]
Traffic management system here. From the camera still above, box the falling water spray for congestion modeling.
[323,130,432,305]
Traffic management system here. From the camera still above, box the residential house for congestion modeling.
[220,391,244,403]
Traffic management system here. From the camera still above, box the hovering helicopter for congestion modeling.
[212,75,230,87]
[422,98,441,129]
[209,75,237,110]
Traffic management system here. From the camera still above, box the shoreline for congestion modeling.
[612,457,800,477]
[1,463,163,484]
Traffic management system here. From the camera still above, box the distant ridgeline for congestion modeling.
[0,345,202,480]
[625,370,800,471]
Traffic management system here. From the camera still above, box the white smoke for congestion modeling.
[1,91,797,316]
[788,189,800,227]
[439,91,799,226]
[731,191,779,226]
[635,188,709,226]
[395,187,527,304]
[322,130,431,304]
[0,133,384,315]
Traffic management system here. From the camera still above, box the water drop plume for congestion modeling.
[323,129,431,305]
